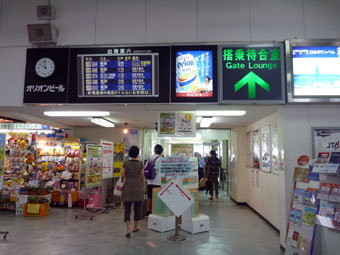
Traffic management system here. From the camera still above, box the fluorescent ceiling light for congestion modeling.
[196,116,202,123]
[200,117,213,128]
[91,117,115,128]
[196,110,246,116]
[44,111,110,117]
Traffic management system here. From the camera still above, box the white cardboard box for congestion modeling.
[181,208,210,234]
[148,214,175,233]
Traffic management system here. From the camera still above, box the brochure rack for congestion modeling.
[285,167,319,255]
[311,156,340,255]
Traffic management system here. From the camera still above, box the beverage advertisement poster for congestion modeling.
[175,50,213,98]
[260,125,271,172]
[86,145,103,188]
[0,133,5,188]
[246,131,252,167]
[100,140,113,179]
[270,123,280,174]
[252,130,260,168]
[159,112,176,136]
[113,142,124,177]
[177,112,196,137]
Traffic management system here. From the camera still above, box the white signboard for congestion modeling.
[100,140,114,179]
[312,164,340,174]
[156,156,198,188]
[157,181,194,217]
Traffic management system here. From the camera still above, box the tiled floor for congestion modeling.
[0,191,283,255]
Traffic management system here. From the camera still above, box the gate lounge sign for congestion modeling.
[220,44,286,104]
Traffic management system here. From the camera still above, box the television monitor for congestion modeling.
[170,45,218,103]
[287,39,340,103]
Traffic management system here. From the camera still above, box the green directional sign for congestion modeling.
[234,71,269,99]
[221,44,285,104]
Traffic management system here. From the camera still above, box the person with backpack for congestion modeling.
[144,144,163,221]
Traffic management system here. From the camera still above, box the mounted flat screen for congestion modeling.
[287,39,340,103]
[171,45,218,103]
[78,53,158,97]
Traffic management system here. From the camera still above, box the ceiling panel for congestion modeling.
[0,104,280,129]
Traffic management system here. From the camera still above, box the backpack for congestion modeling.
[144,156,160,180]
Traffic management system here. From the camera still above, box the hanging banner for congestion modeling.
[171,144,194,157]
[260,125,271,172]
[0,133,5,189]
[159,112,176,136]
[176,112,196,137]
[100,140,113,179]
[86,145,103,188]
[156,156,198,189]
[270,123,280,174]
[252,130,260,168]
[123,129,138,153]
[113,142,124,177]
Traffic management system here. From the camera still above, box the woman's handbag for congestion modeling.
[199,177,207,188]
[114,177,125,197]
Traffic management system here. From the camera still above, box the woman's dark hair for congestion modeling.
[154,144,163,155]
[129,146,140,158]
[206,76,211,82]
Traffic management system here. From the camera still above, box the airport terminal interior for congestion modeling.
[1,0,340,255]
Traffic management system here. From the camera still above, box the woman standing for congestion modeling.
[121,146,144,238]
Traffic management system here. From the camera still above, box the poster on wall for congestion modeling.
[159,112,176,136]
[86,145,103,188]
[0,133,5,189]
[176,112,196,137]
[271,123,280,174]
[156,156,198,189]
[171,144,194,157]
[246,131,252,167]
[113,142,124,177]
[252,130,260,168]
[100,140,113,179]
[260,126,271,172]
[314,129,340,156]
[123,129,138,153]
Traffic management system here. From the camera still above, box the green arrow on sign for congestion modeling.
[234,71,269,99]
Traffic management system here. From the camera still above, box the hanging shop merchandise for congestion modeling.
[113,142,124,178]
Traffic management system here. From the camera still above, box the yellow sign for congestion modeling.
[184,114,192,121]
[113,142,124,177]
[27,204,40,214]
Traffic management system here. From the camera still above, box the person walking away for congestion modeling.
[206,150,221,200]
[145,144,163,221]
[121,146,144,237]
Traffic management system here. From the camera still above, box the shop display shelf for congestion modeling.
[24,203,50,217]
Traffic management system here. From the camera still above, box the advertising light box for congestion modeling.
[220,44,285,104]
[287,39,340,103]
[171,45,218,103]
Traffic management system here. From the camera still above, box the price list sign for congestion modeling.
[78,53,158,97]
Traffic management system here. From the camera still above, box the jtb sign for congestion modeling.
[220,44,285,104]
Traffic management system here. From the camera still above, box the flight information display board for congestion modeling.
[78,53,158,97]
